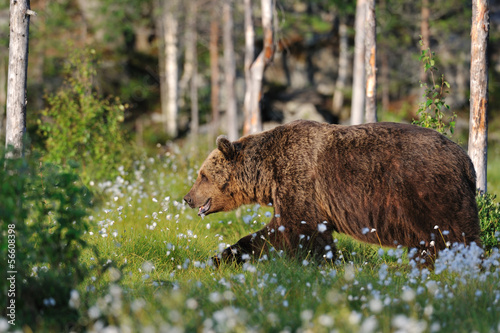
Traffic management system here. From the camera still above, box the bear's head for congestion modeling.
[184,136,240,216]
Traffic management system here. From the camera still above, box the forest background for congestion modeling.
[2,1,500,331]
[1,0,499,190]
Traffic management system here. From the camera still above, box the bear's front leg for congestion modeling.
[212,227,271,267]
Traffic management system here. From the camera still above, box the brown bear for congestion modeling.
[184,120,481,266]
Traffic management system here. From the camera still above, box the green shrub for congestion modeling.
[477,192,500,251]
[39,48,131,183]
[412,38,457,137]
[0,150,92,330]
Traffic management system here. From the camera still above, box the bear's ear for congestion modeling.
[216,135,236,160]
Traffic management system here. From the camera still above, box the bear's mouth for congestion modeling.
[198,198,212,216]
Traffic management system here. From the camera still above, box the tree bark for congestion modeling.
[332,16,349,115]
[179,2,196,108]
[243,0,273,135]
[223,0,238,141]
[209,3,220,137]
[0,55,6,140]
[163,0,179,138]
[5,0,33,157]
[364,0,377,123]
[189,3,199,139]
[351,0,366,125]
[420,0,430,82]
[468,0,489,193]
[242,0,255,136]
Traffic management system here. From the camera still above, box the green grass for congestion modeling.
[488,144,500,196]
[65,141,500,333]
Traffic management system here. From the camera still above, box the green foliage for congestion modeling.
[477,192,500,252]
[39,49,131,183]
[413,38,457,137]
[0,150,92,330]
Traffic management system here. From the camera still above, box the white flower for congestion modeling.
[278,225,285,232]
[88,305,101,319]
[186,298,198,309]
[426,280,439,295]
[368,298,383,313]
[318,314,334,327]
[0,318,9,332]
[401,288,416,302]
[300,309,313,322]
[345,265,355,281]
[318,224,327,233]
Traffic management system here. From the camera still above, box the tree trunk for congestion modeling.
[223,0,238,141]
[163,0,179,138]
[420,0,430,82]
[243,0,273,135]
[242,0,255,136]
[155,0,168,138]
[189,3,199,139]
[351,0,366,125]
[209,3,220,137]
[179,1,199,138]
[332,16,349,115]
[5,0,33,157]
[364,0,377,123]
[0,55,6,140]
[179,2,195,108]
[468,0,489,193]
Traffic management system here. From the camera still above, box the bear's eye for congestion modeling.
[200,173,208,182]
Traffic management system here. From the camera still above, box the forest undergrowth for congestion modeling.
[2,139,499,332]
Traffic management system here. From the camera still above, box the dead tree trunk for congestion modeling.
[223,0,238,141]
[209,3,220,137]
[5,0,33,157]
[364,0,377,123]
[351,0,366,125]
[468,0,489,193]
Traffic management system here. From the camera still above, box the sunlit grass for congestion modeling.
[67,139,500,332]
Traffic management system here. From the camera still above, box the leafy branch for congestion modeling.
[413,37,457,137]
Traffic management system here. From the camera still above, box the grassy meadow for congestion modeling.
[59,140,500,333]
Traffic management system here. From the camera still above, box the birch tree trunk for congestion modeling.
[332,17,349,115]
[468,0,489,193]
[163,0,179,138]
[210,3,220,137]
[242,0,255,135]
[0,55,6,140]
[6,0,33,157]
[189,3,199,138]
[223,0,238,141]
[243,0,274,135]
[364,0,377,123]
[351,0,366,125]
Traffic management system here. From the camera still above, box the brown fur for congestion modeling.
[184,120,481,266]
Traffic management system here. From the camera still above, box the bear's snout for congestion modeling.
[184,193,195,208]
